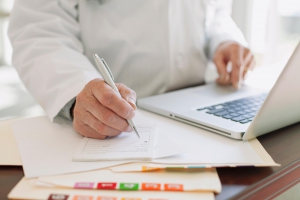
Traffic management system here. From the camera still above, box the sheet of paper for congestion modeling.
[12,116,185,178]
[137,110,264,165]
[1,114,277,168]
[0,118,22,166]
[8,178,214,200]
[11,109,278,178]
[38,167,221,193]
[73,125,156,161]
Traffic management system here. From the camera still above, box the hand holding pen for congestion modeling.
[71,56,138,139]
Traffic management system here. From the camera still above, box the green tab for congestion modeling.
[119,183,139,190]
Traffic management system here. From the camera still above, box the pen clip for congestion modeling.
[101,58,114,81]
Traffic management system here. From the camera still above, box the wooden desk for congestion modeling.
[1,122,300,200]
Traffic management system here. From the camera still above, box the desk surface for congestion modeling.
[1,122,300,200]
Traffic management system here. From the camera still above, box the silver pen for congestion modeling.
[93,54,140,138]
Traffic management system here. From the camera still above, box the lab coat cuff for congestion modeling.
[57,97,76,121]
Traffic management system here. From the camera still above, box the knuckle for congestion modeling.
[97,123,107,134]
[128,110,135,119]
[86,80,96,92]
[118,104,131,118]
[88,78,104,94]
[89,78,101,86]
[102,110,115,124]
[100,90,114,107]
[76,93,85,103]
[232,47,239,54]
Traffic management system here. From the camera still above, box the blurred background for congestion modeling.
[0,0,300,120]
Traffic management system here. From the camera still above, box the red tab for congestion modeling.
[97,182,117,190]
[48,194,69,200]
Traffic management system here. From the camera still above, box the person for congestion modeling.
[8,0,255,140]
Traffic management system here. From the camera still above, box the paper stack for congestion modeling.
[9,165,220,200]
[6,109,279,199]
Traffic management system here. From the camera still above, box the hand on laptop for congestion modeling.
[72,78,136,139]
[213,42,255,89]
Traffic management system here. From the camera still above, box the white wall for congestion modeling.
[0,0,14,66]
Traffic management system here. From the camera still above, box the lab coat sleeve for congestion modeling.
[205,0,248,60]
[8,0,101,122]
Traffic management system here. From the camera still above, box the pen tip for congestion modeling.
[132,126,140,138]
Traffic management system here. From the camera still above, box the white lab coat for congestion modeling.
[8,0,246,121]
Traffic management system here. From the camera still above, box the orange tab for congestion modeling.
[97,197,117,200]
[164,183,183,191]
[141,166,160,172]
[141,183,161,191]
[121,198,141,200]
[73,195,93,200]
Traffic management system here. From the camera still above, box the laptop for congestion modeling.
[137,43,300,141]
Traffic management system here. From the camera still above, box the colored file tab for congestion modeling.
[164,184,183,191]
[97,197,117,200]
[73,195,93,200]
[74,182,94,189]
[141,166,160,172]
[141,183,161,191]
[97,182,117,190]
[121,198,141,200]
[187,166,206,168]
[119,183,139,190]
[48,194,69,200]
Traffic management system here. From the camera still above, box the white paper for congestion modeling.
[138,110,263,165]
[154,131,187,159]
[73,125,156,161]
[12,109,263,178]
[12,116,185,178]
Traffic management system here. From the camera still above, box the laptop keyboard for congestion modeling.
[196,93,268,124]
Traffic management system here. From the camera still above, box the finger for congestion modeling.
[73,119,108,140]
[230,47,244,89]
[116,83,137,110]
[81,97,131,132]
[80,110,123,137]
[243,48,252,63]
[243,57,255,79]
[92,81,135,119]
[214,55,230,85]
[214,55,228,84]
